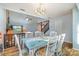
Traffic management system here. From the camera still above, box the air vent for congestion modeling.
[20,9,25,12]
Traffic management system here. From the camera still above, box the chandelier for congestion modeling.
[34,4,47,16]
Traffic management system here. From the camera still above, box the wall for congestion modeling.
[9,11,39,32]
[50,12,72,43]
[73,6,79,50]
[0,7,6,42]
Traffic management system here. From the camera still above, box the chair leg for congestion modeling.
[55,51,64,56]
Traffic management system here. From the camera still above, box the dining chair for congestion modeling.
[50,31,57,37]
[25,32,33,38]
[14,35,22,56]
[35,31,44,37]
[45,36,59,56]
[34,36,58,56]
[55,33,66,56]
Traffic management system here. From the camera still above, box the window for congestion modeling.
[77,24,79,44]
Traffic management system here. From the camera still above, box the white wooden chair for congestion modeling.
[25,32,33,38]
[50,31,57,37]
[45,36,59,56]
[14,35,22,56]
[34,36,59,56]
[56,33,66,56]
[35,31,44,37]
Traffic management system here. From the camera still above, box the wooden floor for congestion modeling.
[1,47,19,56]
[63,42,79,56]
[0,42,79,56]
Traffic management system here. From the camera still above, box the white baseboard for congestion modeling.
[64,41,72,43]
[73,48,79,51]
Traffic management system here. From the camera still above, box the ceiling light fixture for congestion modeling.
[34,3,47,16]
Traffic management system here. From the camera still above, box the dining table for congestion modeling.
[21,36,57,56]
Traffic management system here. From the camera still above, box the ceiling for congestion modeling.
[0,3,75,19]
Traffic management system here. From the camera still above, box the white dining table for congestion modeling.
[21,36,57,56]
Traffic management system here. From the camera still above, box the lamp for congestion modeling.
[25,17,32,23]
